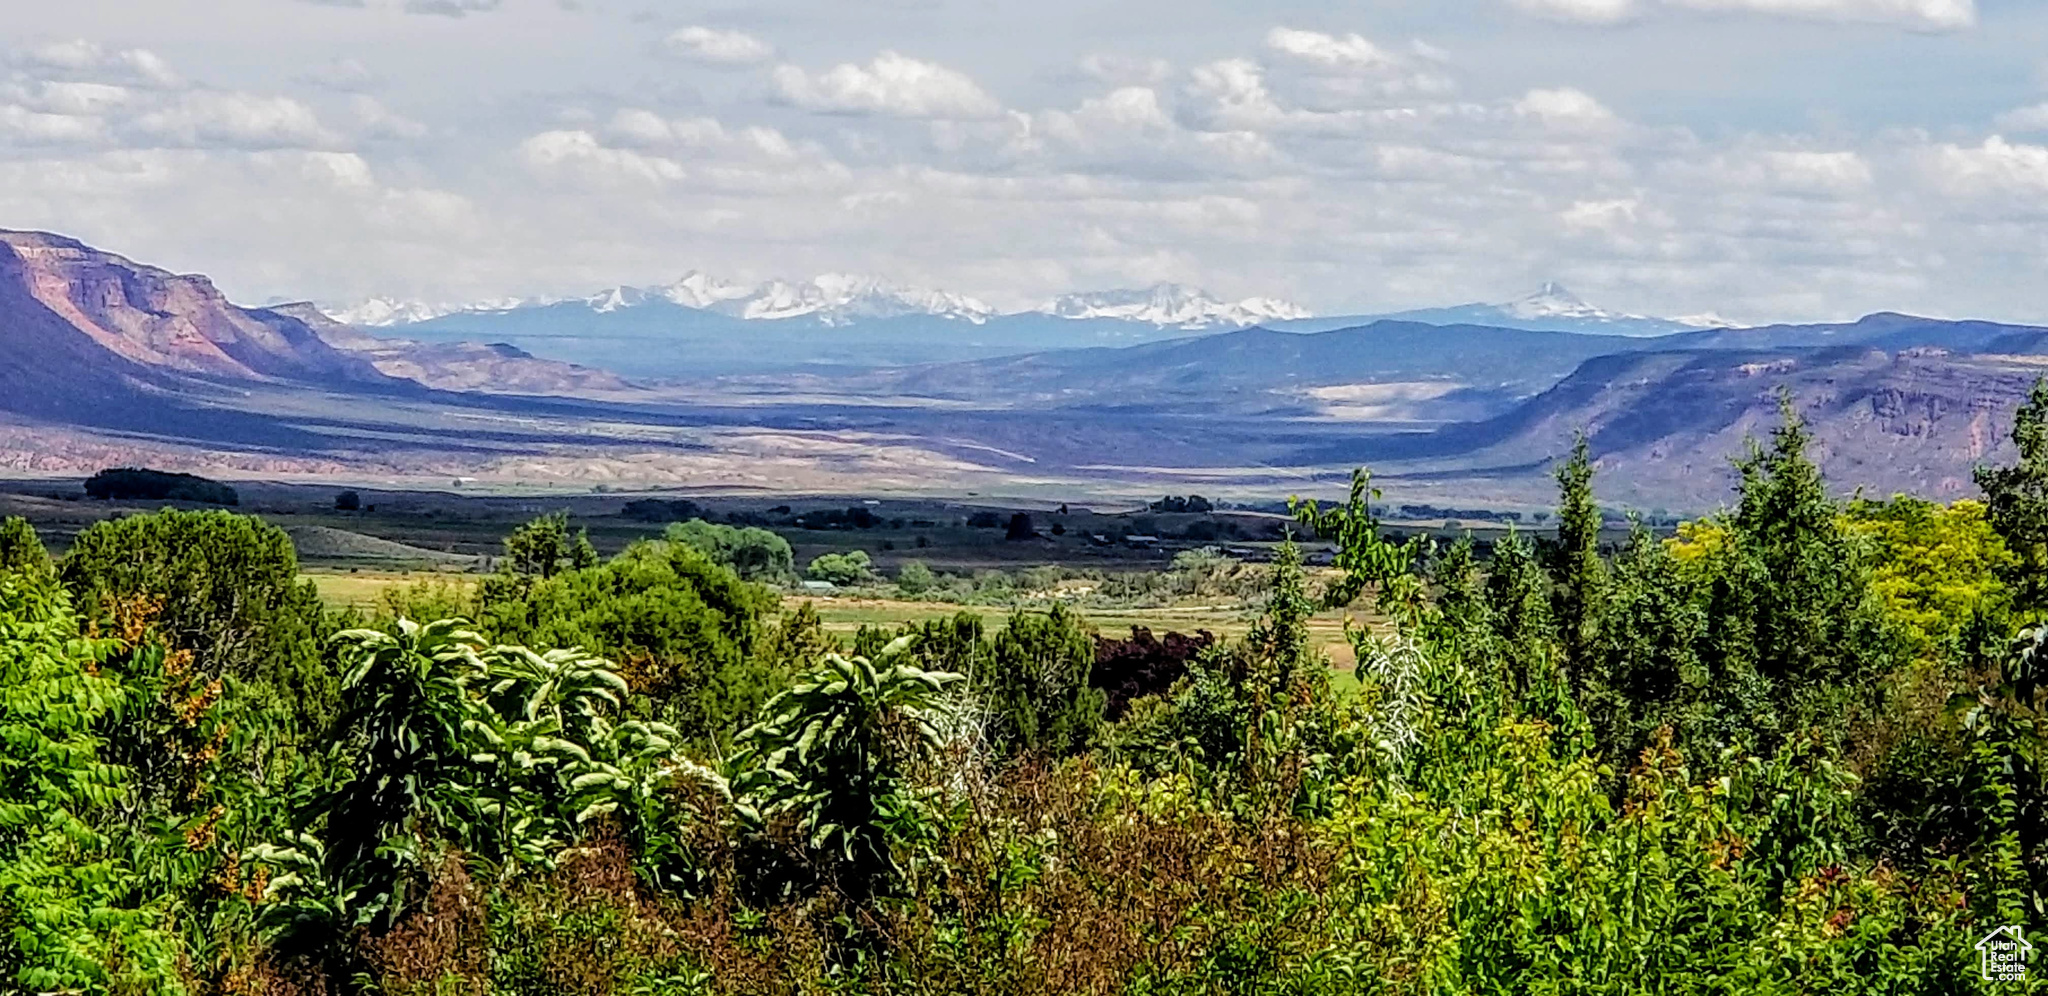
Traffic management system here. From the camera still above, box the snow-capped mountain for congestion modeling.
[1502,282,1725,330]
[328,273,998,328]
[1269,283,1732,337]
[1041,284,1312,329]
[708,275,995,325]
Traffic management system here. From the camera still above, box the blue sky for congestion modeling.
[4,0,2046,324]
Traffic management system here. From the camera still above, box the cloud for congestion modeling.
[349,95,428,140]
[1513,87,1618,126]
[1265,28,1396,72]
[520,129,688,186]
[665,26,774,67]
[1510,0,1640,23]
[133,92,344,150]
[772,51,1002,119]
[1928,136,2048,195]
[1670,0,1974,30]
[21,40,180,88]
[404,0,502,16]
[298,58,379,91]
[0,105,107,146]
[1078,53,1171,87]
[1509,0,1976,29]
[1995,104,2048,133]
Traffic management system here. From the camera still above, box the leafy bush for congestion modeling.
[663,519,793,582]
[806,550,875,586]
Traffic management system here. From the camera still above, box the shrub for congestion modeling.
[806,550,875,586]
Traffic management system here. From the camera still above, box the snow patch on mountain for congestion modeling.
[1039,284,1312,329]
[328,272,997,328]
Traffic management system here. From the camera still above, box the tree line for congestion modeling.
[0,380,2045,994]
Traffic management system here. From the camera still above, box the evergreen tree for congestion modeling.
[1587,521,1705,770]
[983,604,1103,758]
[1977,376,2048,617]
[1548,434,1606,685]
[1486,529,1556,699]
[1702,394,1898,755]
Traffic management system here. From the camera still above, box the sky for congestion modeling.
[3,0,2047,325]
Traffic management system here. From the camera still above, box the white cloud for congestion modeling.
[404,0,502,16]
[1928,136,2048,195]
[1513,87,1618,126]
[1265,28,1396,72]
[1510,0,1976,29]
[1995,104,2048,133]
[1562,198,1642,230]
[520,129,688,185]
[22,40,180,87]
[665,26,774,67]
[349,95,428,140]
[1761,150,1873,192]
[1078,53,1172,87]
[133,92,343,150]
[1669,0,1975,30]
[773,52,1002,119]
[0,105,107,145]
[1510,0,1640,24]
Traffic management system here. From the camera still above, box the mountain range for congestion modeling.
[322,277,1703,378]
[5,227,2047,509]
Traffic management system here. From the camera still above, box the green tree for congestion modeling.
[1845,495,2014,660]
[806,550,875,586]
[1585,521,1705,770]
[502,512,598,580]
[1486,529,1556,697]
[895,560,936,595]
[1977,376,2048,617]
[481,539,775,748]
[0,578,183,995]
[1702,394,1899,756]
[663,519,794,582]
[0,516,51,580]
[982,604,1103,757]
[58,510,335,777]
[1548,433,1606,684]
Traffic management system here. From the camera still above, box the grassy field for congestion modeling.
[304,569,1371,689]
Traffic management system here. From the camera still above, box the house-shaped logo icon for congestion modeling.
[1978,925,2033,982]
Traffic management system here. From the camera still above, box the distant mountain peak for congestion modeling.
[1039,283,1311,329]
[328,272,999,328]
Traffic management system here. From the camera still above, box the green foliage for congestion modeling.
[1700,396,1901,755]
[1292,468,1427,620]
[895,559,936,595]
[1548,433,1607,682]
[501,511,599,579]
[1584,521,1706,773]
[663,518,793,582]
[980,604,1103,758]
[83,466,238,506]
[0,516,51,580]
[0,578,184,995]
[730,643,962,909]
[480,539,776,748]
[806,549,875,586]
[1977,376,2048,617]
[59,509,336,776]
[1846,495,2015,659]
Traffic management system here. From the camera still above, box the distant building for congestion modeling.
[799,580,837,592]
[1124,534,1161,548]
